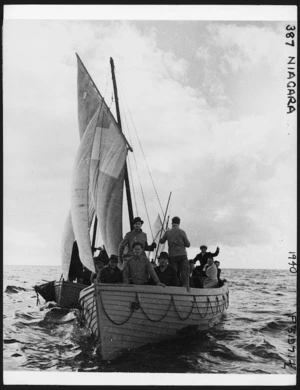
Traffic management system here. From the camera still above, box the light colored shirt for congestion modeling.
[159,226,190,257]
[203,264,218,288]
[122,254,160,285]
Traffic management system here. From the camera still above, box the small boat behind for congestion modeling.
[35,279,88,309]
[79,282,229,360]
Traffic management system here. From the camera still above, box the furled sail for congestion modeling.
[71,102,128,272]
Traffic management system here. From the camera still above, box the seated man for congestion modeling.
[214,260,226,287]
[191,264,204,288]
[154,252,179,286]
[91,256,108,284]
[203,258,218,288]
[122,241,165,286]
[99,255,122,284]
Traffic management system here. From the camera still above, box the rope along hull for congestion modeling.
[79,283,229,360]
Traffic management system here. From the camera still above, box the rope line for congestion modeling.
[127,155,139,216]
[137,293,173,322]
[99,291,229,326]
[120,107,138,216]
[193,296,211,319]
[118,92,153,236]
[173,296,195,321]
[98,291,137,326]
[118,79,165,223]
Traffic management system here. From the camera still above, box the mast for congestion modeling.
[110,57,134,229]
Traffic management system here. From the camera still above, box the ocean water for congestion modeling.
[3,265,297,379]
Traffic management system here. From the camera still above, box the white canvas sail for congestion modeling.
[61,212,75,279]
[71,102,128,271]
[61,55,104,278]
[149,214,166,262]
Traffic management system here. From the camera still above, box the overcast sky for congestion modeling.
[3,6,297,269]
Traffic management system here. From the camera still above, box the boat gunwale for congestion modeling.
[94,282,229,297]
[53,280,88,289]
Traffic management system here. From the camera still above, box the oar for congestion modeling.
[154,192,172,263]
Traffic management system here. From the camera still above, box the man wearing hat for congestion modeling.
[118,217,156,262]
[159,216,190,287]
[153,252,179,286]
[90,249,110,283]
[99,254,122,284]
[193,245,220,272]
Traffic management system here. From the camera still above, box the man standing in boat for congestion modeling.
[193,245,220,271]
[159,216,190,287]
[118,217,156,262]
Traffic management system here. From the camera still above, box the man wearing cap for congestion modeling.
[123,241,165,286]
[154,252,179,286]
[193,245,220,272]
[159,216,190,287]
[99,254,123,284]
[118,217,157,262]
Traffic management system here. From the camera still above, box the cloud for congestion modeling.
[3,19,296,268]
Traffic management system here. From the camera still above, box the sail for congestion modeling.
[151,214,166,258]
[61,212,75,279]
[77,54,106,138]
[60,55,102,277]
[71,103,128,271]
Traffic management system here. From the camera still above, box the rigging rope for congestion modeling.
[118,102,139,216]
[98,289,229,326]
[119,96,154,240]
[127,156,139,216]
[117,77,165,217]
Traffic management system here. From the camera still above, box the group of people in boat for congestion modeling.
[73,215,224,289]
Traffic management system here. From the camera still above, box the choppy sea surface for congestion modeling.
[3,265,297,382]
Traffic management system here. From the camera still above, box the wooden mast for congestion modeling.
[110,57,134,229]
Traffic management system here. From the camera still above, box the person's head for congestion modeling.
[132,217,144,231]
[132,241,144,256]
[188,260,195,272]
[172,216,180,226]
[158,251,169,267]
[214,260,220,268]
[207,257,214,266]
[109,254,119,269]
[200,245,207,253]
[94,259,106,273]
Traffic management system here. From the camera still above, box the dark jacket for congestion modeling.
[99,265,122,284]
[193,248,219,269]
[191,266,204,288]
[154,265,179,286]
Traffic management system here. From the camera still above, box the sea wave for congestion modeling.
[3,266,297,375]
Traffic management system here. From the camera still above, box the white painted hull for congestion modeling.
[79,283,229,360]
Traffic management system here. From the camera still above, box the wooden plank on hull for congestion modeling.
[89,283,229,360]
[96,283,228,296]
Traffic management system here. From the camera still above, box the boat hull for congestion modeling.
[53,280,88,309]
[79,283,229,360]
